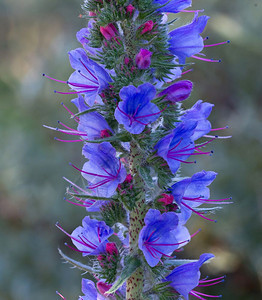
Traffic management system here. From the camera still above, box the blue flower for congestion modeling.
[170,170,219,223]
[165,253,215,300]
[56,216,113,257]
[154,0,192,13]
[114,83,161,134]
[154,121,197,174]
[65,48,112,106]
[81,142,127,197]
[79,278,106,300]
[169,14,209,64]
[138,209,190,267]
[180,100,213,140]
[76,20,102,56]
[71,95,113,140]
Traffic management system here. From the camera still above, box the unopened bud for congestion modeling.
[135,49,152,69]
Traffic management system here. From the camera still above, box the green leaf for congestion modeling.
[164,259,198,266]
[139,166,154,190]
[84,132,132,143]
[58,249,95,276]
[73,106,102,117]
[106,255,141,294]
[68,193,114,201]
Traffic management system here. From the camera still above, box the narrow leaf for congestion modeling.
[58,248,95,274]
[106,256,141,294]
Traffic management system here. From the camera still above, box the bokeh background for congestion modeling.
[0,0,261,299]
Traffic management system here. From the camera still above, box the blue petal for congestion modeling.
[169,14,210,63]
[154,0,192,13]
[165,253,214,299]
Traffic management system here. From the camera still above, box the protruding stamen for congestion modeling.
[182,68,193,75]
[43,74,67,83]
[56,291,66,299]
[191,55,221,63]
[70,163,113,179]
[181,201,217,222]
[204,40,230,48]
[210,126,229,131]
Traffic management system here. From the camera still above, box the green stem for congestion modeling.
[126,141,147,299]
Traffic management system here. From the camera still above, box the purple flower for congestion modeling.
[154,121,197,174]
[135,49,152,69]
[180,100,213,140]
[76,20,102,56]
[154,0,192,13]
[56,216,113,257]
[80,142,127,197]
[169,14,209,64]
[79,278,106,300]
[65,48,112,106]
[170,170,222,223]
[138,209,190,267]
[114,83,160,134]
[158,80,193,103]
[71,95,113,140]
[165,253,217,300]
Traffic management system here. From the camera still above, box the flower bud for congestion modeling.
[158,193,174,206]
[158,80,193,103]
[97,281,112,296]
[106,242,118,255]
[141,20,154,34]
[126,4,135,15]
[100,24,117,40]
[135,49,152,69]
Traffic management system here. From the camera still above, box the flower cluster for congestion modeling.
[46,0,231,299]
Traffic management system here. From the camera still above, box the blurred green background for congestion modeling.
[0,0,261,299]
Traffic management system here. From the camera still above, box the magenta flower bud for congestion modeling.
[141,20,154,34]
[96,281,112,296]
[158,80,193,103]
[126,4,135,15]
[158,193,174,206]
[125,174,133,183]
[135,49,152,69]
[106,242,118,255]
[89,11,96,16]
[100,23,117,40]
[124,57,130,65]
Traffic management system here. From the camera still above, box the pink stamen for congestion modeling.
[79,59,98,81]
[193,291,222,298]
[210,126,229,131]
[61,102,80,122]
[182,68,193,75]
[192,55,221,63]
[204,41,230,48]
[200,276,225,283]
[190,228,201,238]
[56,291,66,300]
[190,291,206,300]
[67,81,98,89]
[88,179,111,189]
[56,222,97,250]
[64,242,90,254]
[181,201,217,222]
[78,70,98,85]
[65,198,94,207]
[70,163,112,179]
[43,74,67,83]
